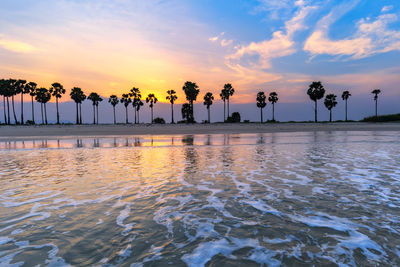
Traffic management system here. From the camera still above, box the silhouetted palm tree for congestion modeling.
[371,89,381,118]
[10,79,19,124]
[166,90,178,123]
[324,94,338,122]
[95,96,102,124]
[108,95,119,124]
[203,92,214,123]
[223,83,235,118]
[341,90,351,121]
[256,92,267,123]
[146,93,158,123]
[120,93,132,124]
[35,87,51,124]
[220,89,227,122]
[182,81,199,123]
[15,80,27,124]
[0,79,7,124]
[307,81,325,122]
[49,82,65,124]
[130,87,141,124]
[136,99,144,123]
[88,92,101,124]
[1,79,13,124]
[268,92,278,121]
[70,87,86,124]
[26,82,37,124]
[181,103,191,122]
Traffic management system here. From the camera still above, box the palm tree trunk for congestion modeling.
[44,104,48,125]
[20,93,24,124]
[113,106,116,124]
[171,103,174,124]
[31,96,35,124]
[260,107,263,123]
[151,107,153,123]
[79,103,82,124]
[272,103,275,121]
[125,106,128,124]
[11,95,18,124]
[76,103,79,124]
[56,98,60,124]
[375,99,378,118]
[93,105,96,124]
[227,98,230,119]
[137,109,140,124]
[314,100,317,123]
[7,97,10,125]
[41,103,44,124]
[3,96,6,124]
[345,99,348,121]
[208,107,210,123]
[134,107,137,124]
[223,100,225,122]
[96,105,99,124]
[329,109,332,122]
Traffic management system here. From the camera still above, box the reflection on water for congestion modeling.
[0,132,400,266]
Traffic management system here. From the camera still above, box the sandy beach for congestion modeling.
[0,122,399,140]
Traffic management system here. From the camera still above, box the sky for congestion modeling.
[0,0,399,122]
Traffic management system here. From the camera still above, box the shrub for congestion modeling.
[361,113,400,122]
[152,117,166,124]
[226,112,241,123]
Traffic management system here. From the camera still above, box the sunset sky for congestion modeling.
[0,0,399,117]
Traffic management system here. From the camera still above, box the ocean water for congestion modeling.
[0,131,399,266]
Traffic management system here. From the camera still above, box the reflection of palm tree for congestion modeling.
[26,82,37,124]
[108,95,119,124]
[146,93,158,123]
[324,94,338,122]
[223,83,235,119]
[166,90,178,123]
[35,87,51,124]
[49,82,65,124]
[182,81,199,123]
[120,93,132,124]
[256,92,267,123]
[203,92,214,123]
[371,89,381,118]
[268,92,278,121]
[307,81,325,122]
[341,91,351,121]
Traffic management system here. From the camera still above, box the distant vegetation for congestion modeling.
[361,113,400,122]
[0,78,394,125]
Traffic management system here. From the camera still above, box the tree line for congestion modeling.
[0,79,382,125]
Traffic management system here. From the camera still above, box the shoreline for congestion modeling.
[0,122,399,141]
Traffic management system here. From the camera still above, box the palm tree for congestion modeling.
[166,90,178,123]
[371,89,381,118]
[146,93,158,123]
[88,92,101,124]
[307,81,325,122]
[35,87,51,124]
[2,79,12,124]
[324,94,338,122]
[341,90,351,121]
[268,92,278,121]
[130,87,141,124]
[15,79,27,124]
[26,82,37,124]
[136,99,144,123]
[70,87,86,124]
[182,81,200,123]
[223,83,235,119]
[9,79,19,124]
[203,92,214,123]
[181,103,191,122]
[256,92,267,123]
[108,95,119,124]
[120,93,132,124]
[49,82,65,124]
[220,89,227,122]
[0,79,7,124]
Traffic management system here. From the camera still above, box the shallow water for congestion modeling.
[0,131,399,266]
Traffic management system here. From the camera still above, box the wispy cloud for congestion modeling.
[304,1,400,59]
[0,36,36,53]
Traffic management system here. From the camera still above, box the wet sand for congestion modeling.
[0,122,399,140]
